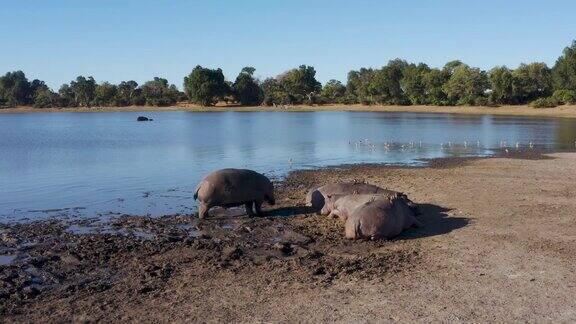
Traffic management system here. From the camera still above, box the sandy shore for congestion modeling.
[1,103,576,118]
[1,152,576,322]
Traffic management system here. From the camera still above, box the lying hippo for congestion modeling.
[194,168,275,219]
[306,182,392,213]
[321,192,409,221]
[344,195,422,240]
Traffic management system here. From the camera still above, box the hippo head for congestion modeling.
[320,194,340,215]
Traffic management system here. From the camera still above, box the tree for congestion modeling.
[489,66,514,104]
[422,69,449,105]
[58,84,76,107]
[115,81,142,106]
[401,63,430,104]
[93,82,118,106]
[184,65,228,106]
[512,63,552,103]
[443,64,489,105]
[141,77,179,106]
[277,65,322,104]
[69,76,97,107]
[0,71,32,107]
[261,78,284,106]
[33,88,60,108]
[321,79,346,103]
[552,40,576,91]
[233,67,262,106]
[346,68,377,104]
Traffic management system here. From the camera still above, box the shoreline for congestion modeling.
[1,103,576,118]
[2,152,576,321]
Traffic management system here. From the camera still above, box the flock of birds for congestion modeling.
[285,139,576,166]
[347,138,540,151]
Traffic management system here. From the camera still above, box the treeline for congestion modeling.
[1,41,576,109]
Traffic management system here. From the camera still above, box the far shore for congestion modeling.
[1,103,576,118]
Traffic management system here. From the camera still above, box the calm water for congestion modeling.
[1,111,575,222]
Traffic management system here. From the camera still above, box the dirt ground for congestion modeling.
[1,153,576,322]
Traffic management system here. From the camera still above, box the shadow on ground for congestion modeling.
[266,206,318,217]
[401,203,470,240]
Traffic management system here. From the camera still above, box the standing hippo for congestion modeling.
[306,182,394,214]
[321,191,417,220]
[194,168,275,219]
[344,195,422,240]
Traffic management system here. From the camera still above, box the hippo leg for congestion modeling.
[254,200,264,216]
[198,203,210,219]
[245,202,256,217]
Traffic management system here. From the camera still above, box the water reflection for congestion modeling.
[0,111,575,221]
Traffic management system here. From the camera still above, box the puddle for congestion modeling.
[67,224,97,235]
[0,254,16,266]
[176,224,201,238]
[131,230,156,240]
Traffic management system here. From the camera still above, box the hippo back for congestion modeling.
[345,195,413,240]
[195,168,273,206]
[307,182,391,211]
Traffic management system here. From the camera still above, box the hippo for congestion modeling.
[344,195,422,240]
[321,191,417,220]
[306,182,394,213]
[194,168,275,219]
[137,116,153,121]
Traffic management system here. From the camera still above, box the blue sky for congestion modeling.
[1,0,575,90]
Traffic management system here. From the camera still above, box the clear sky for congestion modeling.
[1,0,575,90]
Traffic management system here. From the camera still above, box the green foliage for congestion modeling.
[3,39,576,110]
[261,65,322,105]
[58,84,76,107]
[321,79,346,103]
[422,69,449,105]
[530,97,559,108]
[0,71,33,107]
[512,63,553,103]
[184,66,228,106]
[233,67,262,106]
[116,81,142,106]
[68,76,97,107]
[277,65,322,104]
[93,82,119,106]
[489,66,514,104]
[141,77,179,106]
[261,78,284,106]
[552,41,576,91]
[552,89,576,104]
[33,88,59,108]
[443,64,489,105]
[401,63,431,104]
[346,68,377,104]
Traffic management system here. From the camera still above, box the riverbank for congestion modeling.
[2,153,576,322]
[2,103,576,118]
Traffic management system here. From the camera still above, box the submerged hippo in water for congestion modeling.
[306,182,392,213]
[321,191,411,221]
[194,168,275,219]
[344,195,422,240]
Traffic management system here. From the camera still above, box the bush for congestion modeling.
[530,97,560,108]
[552,90,576,104]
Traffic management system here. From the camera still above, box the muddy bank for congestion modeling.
[2,152,576,322]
